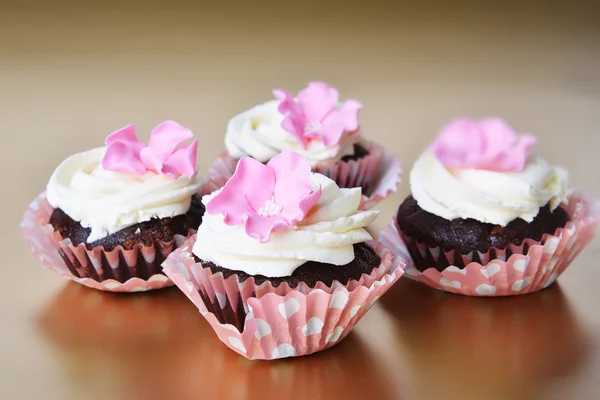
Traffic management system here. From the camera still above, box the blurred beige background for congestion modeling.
[2,1,600,399]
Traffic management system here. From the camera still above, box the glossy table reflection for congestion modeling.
[36,284,408,400]
[34,279,590,400]
[3,1,600,399]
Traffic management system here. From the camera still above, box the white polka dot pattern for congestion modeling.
[278,298,301,319]
[325,327,345,344]
[271,344,296,359]
[254,319,272,339]
[329,292,350,309]
[162,238,406,360]
[480,263,501,278]
[475,284,497,295]
[301,317,324,337]
[379,191,600,297]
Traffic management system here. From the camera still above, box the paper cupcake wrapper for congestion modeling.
[379,191,600,296]
[208,140,402,211]
[21,181,221,293]
[162,237,405,360]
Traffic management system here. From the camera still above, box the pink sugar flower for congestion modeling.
[431,118,536,172]
[102,120,198,178]
[273,82,362,148]
[206,151,322,242]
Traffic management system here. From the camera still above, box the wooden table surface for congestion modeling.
[3,1,600,399]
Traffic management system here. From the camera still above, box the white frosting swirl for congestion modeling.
[46,147,202,242]
[225,100,359,165]
[193,173,378,277]
[410,150,569,226]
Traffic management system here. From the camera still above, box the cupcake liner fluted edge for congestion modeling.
[379,191,600,296]
[21,179,221,293]
[162,237,406,360]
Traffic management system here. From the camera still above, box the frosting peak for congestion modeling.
[273,82,362,148]
[47,147,202,242]
[411,150,568,226]
[206,152,322,243]
[103,121,198,178]
[194,160,378,277]
[225,93,360,166]
[431,118,536,172]
[411,118,568,226]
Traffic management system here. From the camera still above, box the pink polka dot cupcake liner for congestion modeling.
[379,191,600,296]
[208,140,402,210]
[21,181,221,293]
[162,237,406,360]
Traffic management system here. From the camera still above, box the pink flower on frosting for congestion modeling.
[273,82,362,148]
[206,151,322,242]
[431,118,536,172]
[102,121,198,178]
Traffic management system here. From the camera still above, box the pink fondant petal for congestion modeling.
[105,124,144,154]
[148,120,194,162]
[209,140,401,211]
[432,117,535,172]
[102,141,146,174]
[477,119,536,172]
[273,89,307,146]
[269,151,314,205]
[293,187,323,220]
[320,99,362,147]
[509,135,537,170]
[336,99,362,131]
[274,83,361,149]
[268,151,322,223]
[207,152,323,242]
[432,118,483,167]
[478,118,519,156]
[163,139,198,178]
[318,113,345,147]
[282,116,308,147]
[480,130,536,172]
[244,213,289,243]
[273,89,298,115]
[139,147,164,173]
[207,157,275,226]
[240,163,276,213]
[101,121,199,177]
[297,82,338,122]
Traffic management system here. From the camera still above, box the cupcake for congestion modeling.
[163,151,405,359]
[22,121,214,292]
[209,82,401,209]
[380,118,600,296]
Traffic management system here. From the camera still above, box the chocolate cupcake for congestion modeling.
[209,81,402,209]
[201,242,381,290]
[163,151,405,359]
[49,194,205,252]
[23,121,210,291]
[380,118,599,296]
[397,196,570,264]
